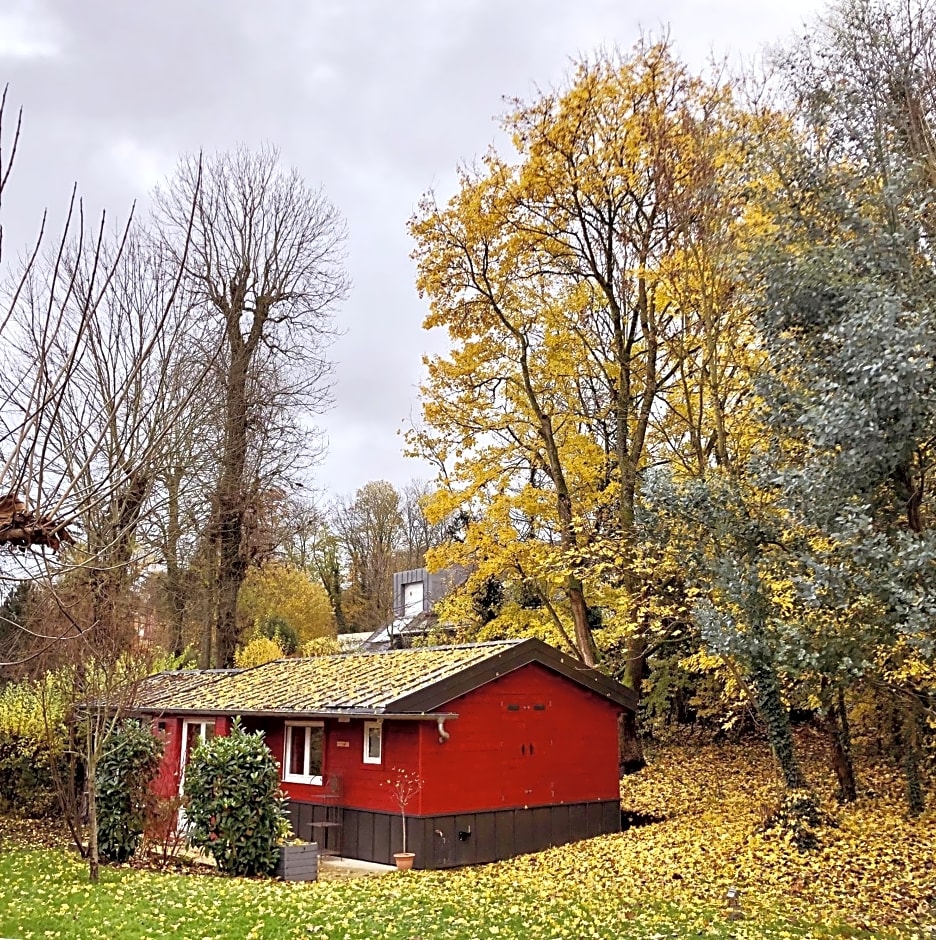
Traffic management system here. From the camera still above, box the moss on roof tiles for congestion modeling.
[135,641,522,715]
[132,669,241,710]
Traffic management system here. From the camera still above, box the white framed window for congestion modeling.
[283,722,324,785]
[180,720,215,788]
[363,721,382,764]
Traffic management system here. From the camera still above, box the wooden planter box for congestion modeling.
[275,842,319,881]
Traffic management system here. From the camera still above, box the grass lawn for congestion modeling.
[0,740,933,940]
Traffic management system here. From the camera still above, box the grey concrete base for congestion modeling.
[319,855,395,878]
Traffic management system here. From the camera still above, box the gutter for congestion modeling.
[132,706,459,722]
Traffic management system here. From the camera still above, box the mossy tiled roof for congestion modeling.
[134,641,523,716]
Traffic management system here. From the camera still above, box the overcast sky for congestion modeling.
[0,0,825,500]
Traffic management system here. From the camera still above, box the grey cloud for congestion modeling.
[1,0,823,499]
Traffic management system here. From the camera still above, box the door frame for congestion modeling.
[178,718,214,826]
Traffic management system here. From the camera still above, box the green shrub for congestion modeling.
[257,615,299,655]
[96,720,164,864]
[182,721,288,876]
[0,733,60,817]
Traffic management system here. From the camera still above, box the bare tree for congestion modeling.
[154,146,348,667]
[332,481,405,632]
[400,478,447,570]
[0,87,204,881]
[0,223,208,882]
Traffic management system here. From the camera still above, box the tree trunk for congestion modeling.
[819,681,857,802]
[214,498,248,667]
[323,575,347,633]
[619,633,647,773]
[750,655,805,790]
[164,468,188,657]
[567,577,596,667]
[902,698,925,816]
[87,781,99,883]
[213,348,251,667]
[166,565,187,659]
[86,720,100,884]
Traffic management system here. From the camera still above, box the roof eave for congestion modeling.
[387,638,638,713]
[133,706,459,721]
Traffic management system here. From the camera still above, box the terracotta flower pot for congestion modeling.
[393,852,416,870]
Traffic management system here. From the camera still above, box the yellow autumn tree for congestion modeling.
[410,40,772,766]
[234,635,285,669]
[237,562,336,648]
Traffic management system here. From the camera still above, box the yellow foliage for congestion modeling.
[233,636,284,669]
[237,562,335,645]
[408,42,785,670]
[0,671,67,743]
[299,636,341,657]
[607,740,936,931]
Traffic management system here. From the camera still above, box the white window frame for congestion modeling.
[363,720,383,765]
[283,721,324,785]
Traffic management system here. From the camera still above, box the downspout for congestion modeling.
[436,717,450,743]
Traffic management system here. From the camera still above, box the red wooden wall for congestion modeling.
[148,661,623,816]
[250,717,420,814]
[151,716,181,800]
[418,662,622,814]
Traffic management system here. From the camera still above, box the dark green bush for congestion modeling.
[182,720,288,876]
[96,720,164,864]
[258,615,299,655]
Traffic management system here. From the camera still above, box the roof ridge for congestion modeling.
[292,638,524,663]
[163,668,244,676]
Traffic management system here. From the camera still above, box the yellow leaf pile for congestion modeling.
[604,737,936,931]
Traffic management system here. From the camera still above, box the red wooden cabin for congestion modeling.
[134,638,636,869]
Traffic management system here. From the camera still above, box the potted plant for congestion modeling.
[385,767,422,870]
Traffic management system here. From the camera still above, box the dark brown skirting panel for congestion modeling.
[286,799,620,869]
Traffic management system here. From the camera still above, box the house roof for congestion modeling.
[360,610,449,652]
[336,631,373,651]
[131,638,637,719]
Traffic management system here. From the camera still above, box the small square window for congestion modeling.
[363,721,382,764]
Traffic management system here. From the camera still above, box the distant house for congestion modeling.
[362,565,469,651]
[134,638,635,869]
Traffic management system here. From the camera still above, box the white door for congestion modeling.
[178,719,214,828]
[403,581,424,617]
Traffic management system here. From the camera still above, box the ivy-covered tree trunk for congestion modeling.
[213,343,251,669]
[749,655,805,791]
[317,543,348,634]
[164,466,189,657]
